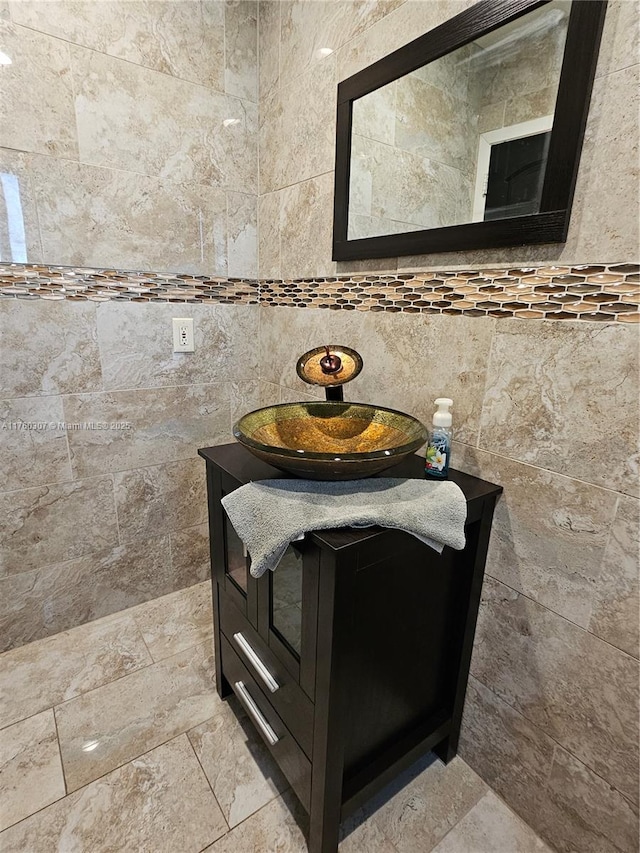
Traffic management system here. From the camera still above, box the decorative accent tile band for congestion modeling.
[0,266,260,305]
[1,263,639,322]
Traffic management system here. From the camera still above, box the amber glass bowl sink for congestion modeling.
[233,401,428,480]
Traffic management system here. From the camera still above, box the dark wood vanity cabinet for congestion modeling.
[199,443,501,853]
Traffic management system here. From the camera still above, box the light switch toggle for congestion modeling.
[172,317,195,352]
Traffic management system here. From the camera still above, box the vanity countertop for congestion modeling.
[198,442,502,549]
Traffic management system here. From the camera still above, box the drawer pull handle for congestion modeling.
[232,632,280,693]
[234,681,280,746]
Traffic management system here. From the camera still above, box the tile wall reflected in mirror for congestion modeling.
[348,1,572,240]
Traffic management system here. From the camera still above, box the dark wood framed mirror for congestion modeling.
[332,0,607,261]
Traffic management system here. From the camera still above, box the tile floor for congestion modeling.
[0,582,553,852]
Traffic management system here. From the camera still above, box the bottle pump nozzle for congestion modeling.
[433,398,453,427]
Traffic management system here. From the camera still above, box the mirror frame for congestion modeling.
[332,0,608,261]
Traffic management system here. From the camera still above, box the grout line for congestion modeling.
[51,639,212,712]
[111,473,123,547]
[51,705,69,797]
[258,168,334,196]
[4,18,259,105]
[43,651,219,794]
[420,789,490,852]
[452,438,639,501]
[483,788,554,850]
[484,574,640,662]
[131,612,156,665]
[0,629,212,734]
[0,731,214,838]
[184,728,231,835]
[0,375,252,405]
[194,786,294,850]
[468,675,639,809]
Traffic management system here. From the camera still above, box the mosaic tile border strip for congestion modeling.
[0,266,260,305]
[1,263,639,322]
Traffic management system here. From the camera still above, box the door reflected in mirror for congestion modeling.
[348,0,571,241]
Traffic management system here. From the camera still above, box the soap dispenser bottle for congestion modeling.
[425,398,453,479]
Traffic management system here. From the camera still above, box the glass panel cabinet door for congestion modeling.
[224,512,248,594]
[259,540,319,700]
[219,487,258,626]
[270,546,303,656]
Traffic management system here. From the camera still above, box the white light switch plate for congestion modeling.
[172,317,195,352]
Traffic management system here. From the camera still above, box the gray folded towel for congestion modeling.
[221,477,467,577]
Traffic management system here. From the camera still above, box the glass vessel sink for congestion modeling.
[233,401,428,480]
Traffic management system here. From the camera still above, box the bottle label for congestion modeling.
[425,434,449,478]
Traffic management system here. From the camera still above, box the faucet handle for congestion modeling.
[296,345,363,389]
[319,346,343,375]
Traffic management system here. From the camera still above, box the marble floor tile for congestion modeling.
[338,792,401,853]
[357,754,487,853]
[131,582,213,662]
[188,694,289,828]
[203,790,307,852]
[0,614,152,729]
[0,709,65,831]
[339,815,398,853]
[0,735,227,853]
[431,791,552,853]
[55,640,220,791]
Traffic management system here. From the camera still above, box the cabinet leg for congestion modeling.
[216,670,232,700]
[308,805,340,853]
[434,734,458,765]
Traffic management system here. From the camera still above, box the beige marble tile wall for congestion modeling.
[258,3,639,852]
[257,305,639,853]
[0,0,258,277]
[0,298,270,650]
[0,2,263,648]
[258,0,639,277]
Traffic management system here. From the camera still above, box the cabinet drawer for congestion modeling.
[219,593,314,758]
[220,634,311,811]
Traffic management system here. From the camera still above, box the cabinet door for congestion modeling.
[257,539,319,701]
[209,467,258,626]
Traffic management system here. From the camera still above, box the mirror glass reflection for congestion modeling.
[271,545,303,656]
[347,1,571,240]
